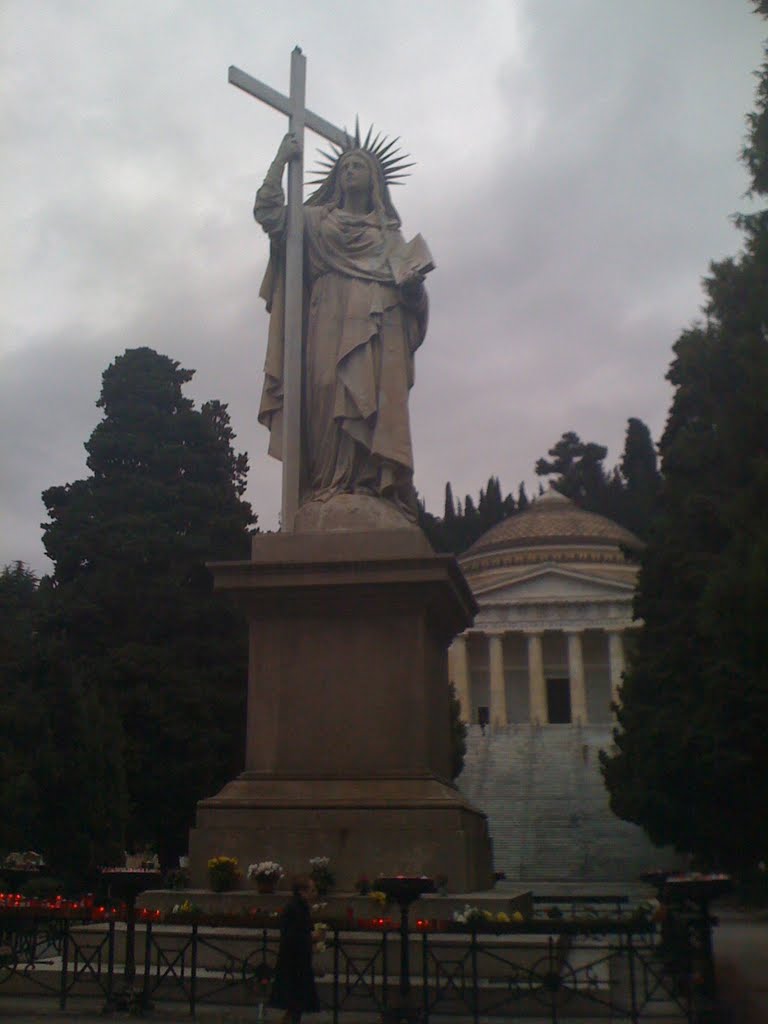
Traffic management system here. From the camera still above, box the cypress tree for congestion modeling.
[443,482,456,523]
[601,12,768,872]
[618,418,661,539]
[39,348,255,871]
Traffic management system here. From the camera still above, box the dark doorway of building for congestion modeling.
[546,678,571,723]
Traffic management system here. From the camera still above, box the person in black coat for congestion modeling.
[270,875,321,1023]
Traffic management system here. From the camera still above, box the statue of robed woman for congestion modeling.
[254,132,431,523]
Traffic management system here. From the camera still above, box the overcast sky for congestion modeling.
[1,1,764,575]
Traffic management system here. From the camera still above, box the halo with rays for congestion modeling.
[307,118,415,193]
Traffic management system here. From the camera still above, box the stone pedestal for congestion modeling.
[189,529,493,892]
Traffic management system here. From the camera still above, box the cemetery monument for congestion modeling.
[188,49,493,891]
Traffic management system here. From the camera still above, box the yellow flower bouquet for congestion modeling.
[207,856,240,893]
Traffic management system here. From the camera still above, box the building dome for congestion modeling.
[460,487,642,581]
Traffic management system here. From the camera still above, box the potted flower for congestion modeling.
[309,856,335,896]
[170,898,202,919]
[248,860,284,893]
[207,856,240,893]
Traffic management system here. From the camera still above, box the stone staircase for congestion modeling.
[458,723,665,881]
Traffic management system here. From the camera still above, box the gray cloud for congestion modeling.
[1,0,763,572]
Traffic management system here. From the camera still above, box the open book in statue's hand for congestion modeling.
[389,233,435,286]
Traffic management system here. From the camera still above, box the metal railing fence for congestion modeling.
[0,912,714,1022]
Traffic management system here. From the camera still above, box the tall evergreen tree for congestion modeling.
[601,12,768,873]
[478,476,505,532]
[417,495,445,552]
[502,489,517,518]
[424,477,525,555]
[39,348,255,871]
[535,431,611,512]
[0,562,126,878]
[443,482,456,523]
[448,682,468,781]
[613,418,661,539]
[534,422,660,538]
[462,494,480,549]
[0,563,44,856]
[0,562,37,686]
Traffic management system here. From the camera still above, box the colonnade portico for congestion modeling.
[488,634,507,728]
[526,632,547,725]
[565,629,588,724]
[448,489,643,731]
[449,490,656,880]
[449,625,631,728]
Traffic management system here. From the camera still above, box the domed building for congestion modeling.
[450,488,664,881]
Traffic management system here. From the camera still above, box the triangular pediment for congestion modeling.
[473,565,634,604]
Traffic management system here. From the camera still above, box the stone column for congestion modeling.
[607,629,626,711]
[526,631,548,725]
[566,629,588,724]
[448,634,471,722]
[488,632,507,729]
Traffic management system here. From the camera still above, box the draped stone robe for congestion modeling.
[254,178,428,518]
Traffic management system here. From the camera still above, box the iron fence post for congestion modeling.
[142,919,152,1009]
[332,925,339,1024]
[549,935,558,1024]
[471,927,479,1024]
[190,922,198,1016]
[59,919,69,1009]
[421,930,429,1023]
[106,919,115,1005]
[627,929,640,1024]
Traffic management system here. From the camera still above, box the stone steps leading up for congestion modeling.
[459,724,667,881]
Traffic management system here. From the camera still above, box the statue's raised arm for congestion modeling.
[255,131,431,530]
[253,134,302,239]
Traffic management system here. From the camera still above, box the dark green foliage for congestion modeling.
[448,681,467,780]
[443,483,456,523]
[416,496,443,552]
[743,5,768,194]
[601,19,768,873]
[420,476,525,554]
[617,418,661,540]
[30,652,126,884]
[0,563,126,881]
[535,424,660,539]
[535,431,611,512]
[34,348,255,875]
[419,421,660,556]
[0,563,45,857]
[420,428,659,558]
[0,563,38,695]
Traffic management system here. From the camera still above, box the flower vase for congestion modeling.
[257,878,276,894]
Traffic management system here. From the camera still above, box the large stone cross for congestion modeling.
[229,49,350,531]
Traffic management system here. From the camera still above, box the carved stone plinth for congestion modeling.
[189,530,493,892]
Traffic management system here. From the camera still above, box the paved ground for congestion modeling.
[712,908,768,1024]
[0,1009,697,1023]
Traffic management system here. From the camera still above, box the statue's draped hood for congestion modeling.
[306,148,402,226]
